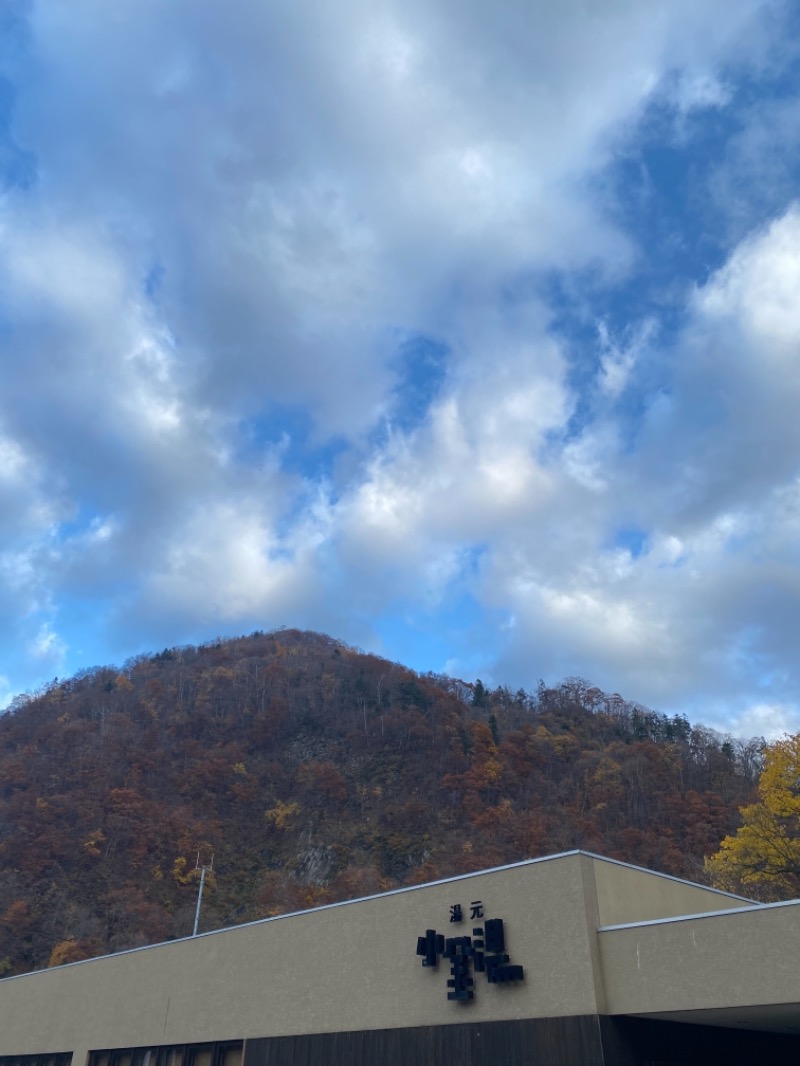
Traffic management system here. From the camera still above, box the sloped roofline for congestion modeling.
[0,849,755,981]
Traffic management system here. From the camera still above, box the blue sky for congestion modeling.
[1,0,800,738]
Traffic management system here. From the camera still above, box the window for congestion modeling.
[90,1041,241,1066]
[0,1055,72,1066]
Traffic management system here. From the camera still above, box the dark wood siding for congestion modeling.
[244,1015,605,1066]
[245,1015,800,1066]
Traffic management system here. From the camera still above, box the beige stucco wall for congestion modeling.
[589,855,751,927]
[0,853,603,1062]
[600,900,800,1016]
[0,851,759,1063]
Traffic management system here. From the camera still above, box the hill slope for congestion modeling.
[0,629,759,974]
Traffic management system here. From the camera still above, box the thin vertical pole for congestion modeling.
[192,864,207,936]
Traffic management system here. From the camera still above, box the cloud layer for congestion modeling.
[1,0,799,735]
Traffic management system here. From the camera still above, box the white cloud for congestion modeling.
[28,623,67,668]
[730,703,796,742]
[474,204,800,728]
[672,72,733,113]
[696,205,800,355]
[597,319,655,399]
[0,0,797,735]
[340,321,569,573]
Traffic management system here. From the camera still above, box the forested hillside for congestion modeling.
[0,629,761,975]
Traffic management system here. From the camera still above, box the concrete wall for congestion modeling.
[0,854,602,1063]
[588,855,751,927]
[600,899,800,1016]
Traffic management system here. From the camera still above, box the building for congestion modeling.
[2,850,800,1065]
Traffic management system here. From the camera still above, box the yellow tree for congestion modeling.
[706,735,800,900]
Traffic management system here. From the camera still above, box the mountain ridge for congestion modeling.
[0,628,759,975]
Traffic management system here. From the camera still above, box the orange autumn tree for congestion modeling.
[706,734,800,901]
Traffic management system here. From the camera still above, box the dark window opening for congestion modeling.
[90,1042,242,1066]
[0,1055,72,1066]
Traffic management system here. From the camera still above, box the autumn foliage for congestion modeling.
[0,630,761,975]
[706,734,800,900]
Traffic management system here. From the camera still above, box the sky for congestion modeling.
[1,0,800,738]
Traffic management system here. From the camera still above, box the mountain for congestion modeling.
[0,629,759,975]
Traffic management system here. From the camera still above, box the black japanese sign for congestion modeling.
[415,901,524,1003]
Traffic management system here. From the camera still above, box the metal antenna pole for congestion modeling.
[192,850,214,936]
